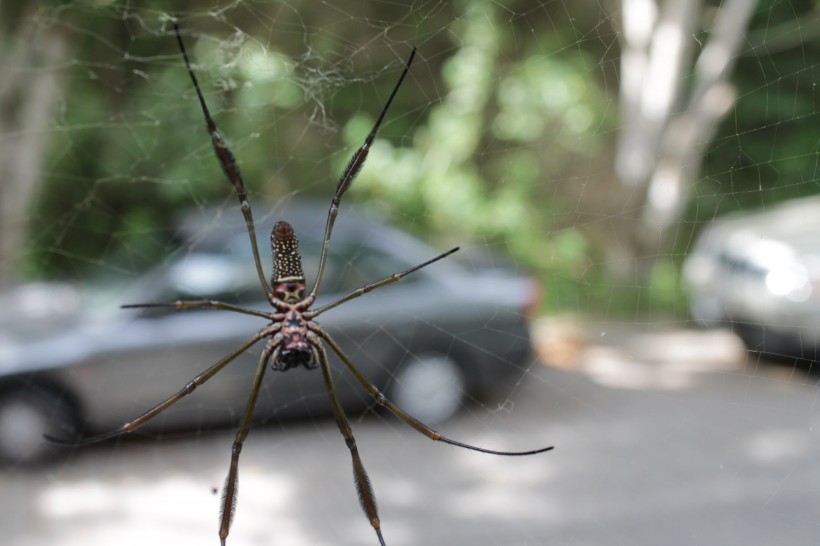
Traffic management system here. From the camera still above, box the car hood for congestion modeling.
[0,282,84,338]
[0,281,133,375]
[701,196,820,256]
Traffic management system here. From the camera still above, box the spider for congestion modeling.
[48,24,554,546]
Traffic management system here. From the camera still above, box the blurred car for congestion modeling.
[683,196,820,357]
[0,201,539,464]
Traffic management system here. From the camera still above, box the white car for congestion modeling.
[683,196,820,357]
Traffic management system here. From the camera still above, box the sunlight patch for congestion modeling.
[744,429,812,465]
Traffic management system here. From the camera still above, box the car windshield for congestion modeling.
[76,236,425,317]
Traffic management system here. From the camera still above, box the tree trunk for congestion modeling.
[612,0,757,282]
[0,13,68,287]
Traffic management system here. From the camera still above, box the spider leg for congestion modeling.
[311,335,386,546]
[174,24,272,300]
[218,341,277,546]
[308,246,459,318]
[45,330,268,446]
[315,329,554,457]
[122,300,277,320]
[310,47,417,301]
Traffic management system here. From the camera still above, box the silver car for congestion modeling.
[0,201,538,464]
[683,196,820,356]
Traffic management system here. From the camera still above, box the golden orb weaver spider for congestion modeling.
[47,24,554,546]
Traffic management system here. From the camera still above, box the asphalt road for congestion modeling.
[3,322,819,546]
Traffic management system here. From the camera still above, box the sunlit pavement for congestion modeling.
[4,320,820,545]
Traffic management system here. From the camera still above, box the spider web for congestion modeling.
[1,1,819,545]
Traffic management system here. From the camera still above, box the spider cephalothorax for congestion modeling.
[273,310,317,371]
[47,24,553,546]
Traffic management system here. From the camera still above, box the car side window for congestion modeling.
[159,252,266,305]
[324,244,419,294]
[155,241,420,306]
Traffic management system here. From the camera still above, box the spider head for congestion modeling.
[276,347,317,371]
[270,221,306,303]
[274,341,318,371]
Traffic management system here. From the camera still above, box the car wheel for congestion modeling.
[0,388,78,465]
[389,353,466,425]
[733,323,803,357]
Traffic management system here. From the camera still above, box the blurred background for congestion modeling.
[1,0,819,545]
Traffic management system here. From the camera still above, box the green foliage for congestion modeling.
[351,0,612,311]
[28,0,615,312]
[21,0,819,317]
[697,0,820,217]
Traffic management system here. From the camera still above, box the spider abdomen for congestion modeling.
[270,222,306,304]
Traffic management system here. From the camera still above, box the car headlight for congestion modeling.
[765,263,811,301]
